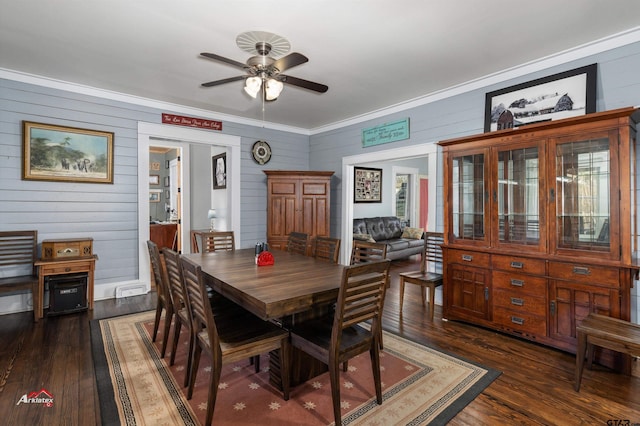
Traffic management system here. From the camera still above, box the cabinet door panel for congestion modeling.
[549,131,620,260]
[447,264,489,320]
[269,196,297,237]
[447,149,490,246]
[550,280,619,345]
[493,142,546,252]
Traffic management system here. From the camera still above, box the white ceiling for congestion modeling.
[2,1,640,131]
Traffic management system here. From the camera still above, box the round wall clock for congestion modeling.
[251,140,272,165]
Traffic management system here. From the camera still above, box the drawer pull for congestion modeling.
[510,297,524,306]
[572,266,591,275]
[65,267,71,272]
[510,278,524,287]
[511,316,525,325]
[510,261,523,269]
[462,254,473,262]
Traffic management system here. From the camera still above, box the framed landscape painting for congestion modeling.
[22,121,114,183]
[484,64,597,132]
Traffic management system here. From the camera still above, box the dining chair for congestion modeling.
[147,240,174,358]
[162,248,195,387]
[350,240,387,264]
[398,232,444,320]
[313,236,341,263]
[290,260,391,426]
[201,231,235,253]
[349,239,389,352]
[179,256,291,426]
[287,231,309,255]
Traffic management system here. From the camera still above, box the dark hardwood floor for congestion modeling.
[1,256,638,425]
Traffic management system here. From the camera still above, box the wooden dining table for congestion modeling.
[182,248,346,385]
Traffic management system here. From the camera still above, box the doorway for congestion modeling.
[137,122,241,290]
[341,142,438,265]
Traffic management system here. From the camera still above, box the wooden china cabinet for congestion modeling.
[264,171,333,252]
[439,107,640,368]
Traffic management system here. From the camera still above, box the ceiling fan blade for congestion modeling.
[271,52,308,73]
[200,52,247,70]
[201,76,246,87]
[280,74,328,93]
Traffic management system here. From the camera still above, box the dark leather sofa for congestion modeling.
[353,216,423,260]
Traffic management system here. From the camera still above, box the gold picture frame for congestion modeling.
[22,121,114,183]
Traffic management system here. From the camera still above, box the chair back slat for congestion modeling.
[287,232,309,256]
[422,232,444,274]
[0,231,37,277]
[147,240,172,306]
[201,231,235,253]
[333,260,390,345]
[180,257,215,332]
[350,240,387,264]
[163,248,186,310]
[313,237,341,263]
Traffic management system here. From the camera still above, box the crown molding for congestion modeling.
[0,68,310,136]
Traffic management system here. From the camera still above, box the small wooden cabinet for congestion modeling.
[149,223,177,250]
[439,107,640,368]
[264,171,333,252]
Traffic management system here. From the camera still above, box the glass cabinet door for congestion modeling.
[551,132,619,258]
[450,150,488,245]
[493,143,545,251]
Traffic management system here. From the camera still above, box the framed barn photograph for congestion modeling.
[354,167,382,203]
[22,121,114,183]
[484,64,597,132]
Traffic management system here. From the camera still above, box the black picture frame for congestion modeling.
[164,176,170,187]
[484,63,597,132]
[354,167,382,203]
[213,153,226,189]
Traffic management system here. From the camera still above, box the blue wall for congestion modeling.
[2,38,640,318]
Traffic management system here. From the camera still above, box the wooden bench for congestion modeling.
[575,313,640,391]
[0,231,39,321]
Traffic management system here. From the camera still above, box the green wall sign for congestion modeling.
[362,118,410,147]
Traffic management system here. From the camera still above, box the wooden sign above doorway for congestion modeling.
[161,113,222,131]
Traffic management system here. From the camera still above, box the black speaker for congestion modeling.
[47,273,88,315]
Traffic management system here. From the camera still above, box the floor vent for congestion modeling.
[115,284,147,298]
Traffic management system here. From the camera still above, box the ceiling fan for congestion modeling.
[200,31,328,101]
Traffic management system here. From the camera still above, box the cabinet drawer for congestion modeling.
[548,262,619,287]
[493,306,547,335]
[41,263,91,275]
[491,270,547,294]
[446,249,490,268]
[493,289,546,315]
[491,254,545,275]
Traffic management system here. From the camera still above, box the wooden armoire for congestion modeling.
[264,171,334,251]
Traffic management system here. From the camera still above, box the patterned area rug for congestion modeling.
[91,311,500,425]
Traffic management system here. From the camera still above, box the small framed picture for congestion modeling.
[354,167,382,203]
[213,153,226,189]
[149,189,162,202]
[165,190,170,198]
[149,175,160,185]
[164,176,170,187]
[165,160,170,169]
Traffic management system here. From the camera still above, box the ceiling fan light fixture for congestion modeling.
[265,78,284,101]
[244,76,262,98]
